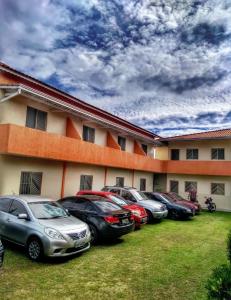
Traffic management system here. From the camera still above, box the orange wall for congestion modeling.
[1,124,231,176]
[0,124,163,173]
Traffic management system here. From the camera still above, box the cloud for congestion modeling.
[1,0,231,137]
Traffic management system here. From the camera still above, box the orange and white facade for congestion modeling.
[0,62,230,211]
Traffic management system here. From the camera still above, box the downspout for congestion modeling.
[0,88,21,103]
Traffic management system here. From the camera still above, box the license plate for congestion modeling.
[121,218,129,225]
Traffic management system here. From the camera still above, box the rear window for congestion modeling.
[94,201,122,212]
[0,198,12,213]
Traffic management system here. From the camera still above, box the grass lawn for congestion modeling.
[0,212,230,300]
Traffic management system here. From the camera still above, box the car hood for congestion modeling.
[38,216,87,232]
[175,200,195,209]
[138,199,163,210]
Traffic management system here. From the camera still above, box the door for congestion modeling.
[5,200,30,245]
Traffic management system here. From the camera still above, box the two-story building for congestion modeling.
[0,62,230,211]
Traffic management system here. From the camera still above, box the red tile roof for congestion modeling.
[162,128,231,141]
[0,61,159,141]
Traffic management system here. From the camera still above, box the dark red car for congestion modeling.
[77,191,148,228]
[164,192,201,214]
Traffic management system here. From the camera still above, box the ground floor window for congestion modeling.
[140,178,146,191]
[80,175,93,190]
[211,183,225,195]
[170,180,179,193]
[19,172,43,195]
[185,181,197,192]
[116,177,124,187]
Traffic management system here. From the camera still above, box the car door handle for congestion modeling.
[6,218,12,223]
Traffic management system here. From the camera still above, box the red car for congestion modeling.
[77,191,148,228]
[164,192,201,214]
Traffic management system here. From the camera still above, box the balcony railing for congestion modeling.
[0,124,163,173]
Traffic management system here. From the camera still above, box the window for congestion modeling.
[9,200,27,216]
[211,183,225,195]
[0,198,12,213]
[186,149,198,160]
[121,190,136,202]
[171,149,179,160]
[211,148,225,160]
[116,177,124,187]
[170,180,179,193]
[82,126,95,143]
[118,136,126,151]
[80,175,93,190]
[26,107,47,131]
[19,172,42,195]
[109,188,120,195]
[185,181,197,192]
[141,144,148,154]
[140,178,146,191]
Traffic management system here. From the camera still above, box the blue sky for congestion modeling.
[1,0,231,137]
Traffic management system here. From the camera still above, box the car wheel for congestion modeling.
[27,237,43,261]
[89,224,98,244]
[146,210,154,223]
[171,210,179,220]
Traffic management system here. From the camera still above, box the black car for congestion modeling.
[0,239,4,267]
[144,192,194,220]
[58,195,135,243]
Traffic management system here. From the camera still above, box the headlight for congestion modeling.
[44,227,65,240]
[131,210,141,217]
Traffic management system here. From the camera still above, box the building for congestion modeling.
[0,62,230,211]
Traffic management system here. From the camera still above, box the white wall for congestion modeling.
[167,173,231,211]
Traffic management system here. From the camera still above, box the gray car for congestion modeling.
[102,186,168,222]
[0,196,91,261]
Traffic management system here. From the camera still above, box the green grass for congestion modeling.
[0,212,230,300]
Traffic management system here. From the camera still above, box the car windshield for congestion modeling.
[171,193,185,201]
[29,201,68,219]
[131,190,148,201]
[94,201,122,212]
[108,195,126,206]
[161,194,175,202]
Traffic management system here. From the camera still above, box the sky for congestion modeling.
[0,0,231,137]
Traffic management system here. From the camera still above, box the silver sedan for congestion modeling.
[0,196,91,261]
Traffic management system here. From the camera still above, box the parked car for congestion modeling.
[0,239,4,267]
[166,192,201,214]
[144,192,194,219]
[58,195,135,243]
[77,190,148,228]
[102,186,168,222]
[0,196,91,261]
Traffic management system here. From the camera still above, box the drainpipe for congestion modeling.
[0,88,21,103]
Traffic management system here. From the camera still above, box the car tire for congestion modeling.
[89,224,99,244]
[171,210,179,220]
[27,237,43,261]
[146,210,154,223]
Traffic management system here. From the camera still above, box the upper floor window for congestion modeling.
[186,149,198,160]
[19,172,43,195]
[118,136,126,151]
[116,177,124,187]
[171,149,179,160]
[83,126,95,143]
[26,106,47,131]
[211,183,225,195]
[140,178,146,191]
[170,180,179,194]
[211,148,224,160]
[80,175,93,190]
[141,144,148,154]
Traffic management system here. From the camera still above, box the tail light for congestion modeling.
[130,215,134,221]
[104,216,120,224]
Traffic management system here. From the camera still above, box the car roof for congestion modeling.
[0,195,55,203]
[104,186,136,190]
[78,190,113,196]
[62,195,111,202]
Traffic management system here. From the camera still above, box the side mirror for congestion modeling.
[18,213,29,220]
